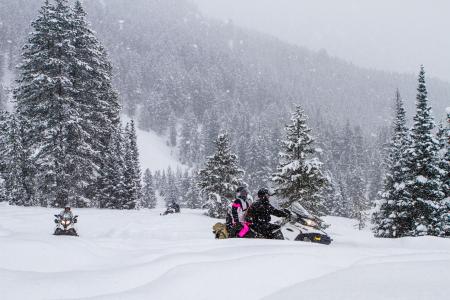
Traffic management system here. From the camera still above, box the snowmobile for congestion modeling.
[53,213,78,236]
[251,203,332,245]
[161,202,181,215]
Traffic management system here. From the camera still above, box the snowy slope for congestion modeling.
[0,203,449,300]
[1,52,14,111]
[122,115,185,172]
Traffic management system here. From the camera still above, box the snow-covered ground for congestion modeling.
[0,202,449,300]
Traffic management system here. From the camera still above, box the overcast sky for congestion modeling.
[191,0,450,82]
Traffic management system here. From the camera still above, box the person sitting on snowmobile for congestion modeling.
[169,201,180,213]
[54,206,78,236]
[162,201,180,215]
[246,188,290,239]
[59,206,74,219]
[226,186,251,238]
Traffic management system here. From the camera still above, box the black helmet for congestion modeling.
[236,186,248,199]
[257,188,270,198]
[64,206,71,211]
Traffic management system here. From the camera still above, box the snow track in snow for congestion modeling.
[0,203,449,300]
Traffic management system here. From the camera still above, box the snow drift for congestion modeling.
[0,203,449,300]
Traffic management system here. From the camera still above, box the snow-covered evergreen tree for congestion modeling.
[176,169,190,207]
[179,111,198,166]
[437,112,449,199]
[165,167,179,205]
[169,115,177,147]
[272,105,328,214]
[11,0,123,208]
[197,132,244,218]
[141,169,157,209]
[1,114,36,206]
[96,127,126,209]
[13,0,78,207]
[347,126,370,228]
[245,133,272,192]
[123,121,142,209]
[202,110,221,158]
[0,110,6,202]
[186,171,203,209]
[322,172,346,216]
[406,66,445,236]
[372,90,413,237]
[434,108,450,236]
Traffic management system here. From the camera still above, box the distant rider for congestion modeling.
[169,201,180,213]
[246,188,290,239]
[59,206,74,219]
[227,187,251,238]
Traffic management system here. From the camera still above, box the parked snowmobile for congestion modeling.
[53,213,78,236]
[250,203,332,245]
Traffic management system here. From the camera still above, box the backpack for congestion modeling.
[212,222,229,239]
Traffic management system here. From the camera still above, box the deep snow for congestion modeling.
[0,202,449,300]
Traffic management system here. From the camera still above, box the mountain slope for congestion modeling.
[1,0,449,132]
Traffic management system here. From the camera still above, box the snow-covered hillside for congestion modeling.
[131,117,185,172]
[1,203,449,300]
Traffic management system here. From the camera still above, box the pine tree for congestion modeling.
[165,167,179,205]
[0,110,8,177]
[159,170,167,197]
[177,169,191,207]
[434,109,450,236]
[202,110,221,158]
[12,0,123,208]
[2,115,36,206]
[13,0,77,207]
[71,0,122,204]
[186,171,203,209]
[437,114,449,199]
[347,126,370,227]
[406,66,444,236]
[272,105,328,214]
[96,127,126,209]
[197,132,244,218]
[123,121,142,209]
[322,172,346,216]
[348,166,369,229]
[246,134,272,192]
[0,86,6,112]
[372,90,413,237]
[142,169,157,209]
[169,115,177,147]
[179,111,198,165]
[0,110,6,202]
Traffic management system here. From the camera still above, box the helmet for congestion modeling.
[223,192,234,200]
[64,206,71,211]
[257,188,270,199]
[236,186,248,199]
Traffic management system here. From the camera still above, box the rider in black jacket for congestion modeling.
[246,188,289,239]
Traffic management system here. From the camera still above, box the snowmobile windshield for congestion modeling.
[62,213,72,220]
[290,202,311,218]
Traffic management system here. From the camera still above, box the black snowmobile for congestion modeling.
[161,202,180,215]
[250,203,332,245]
[53,213,79,236]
